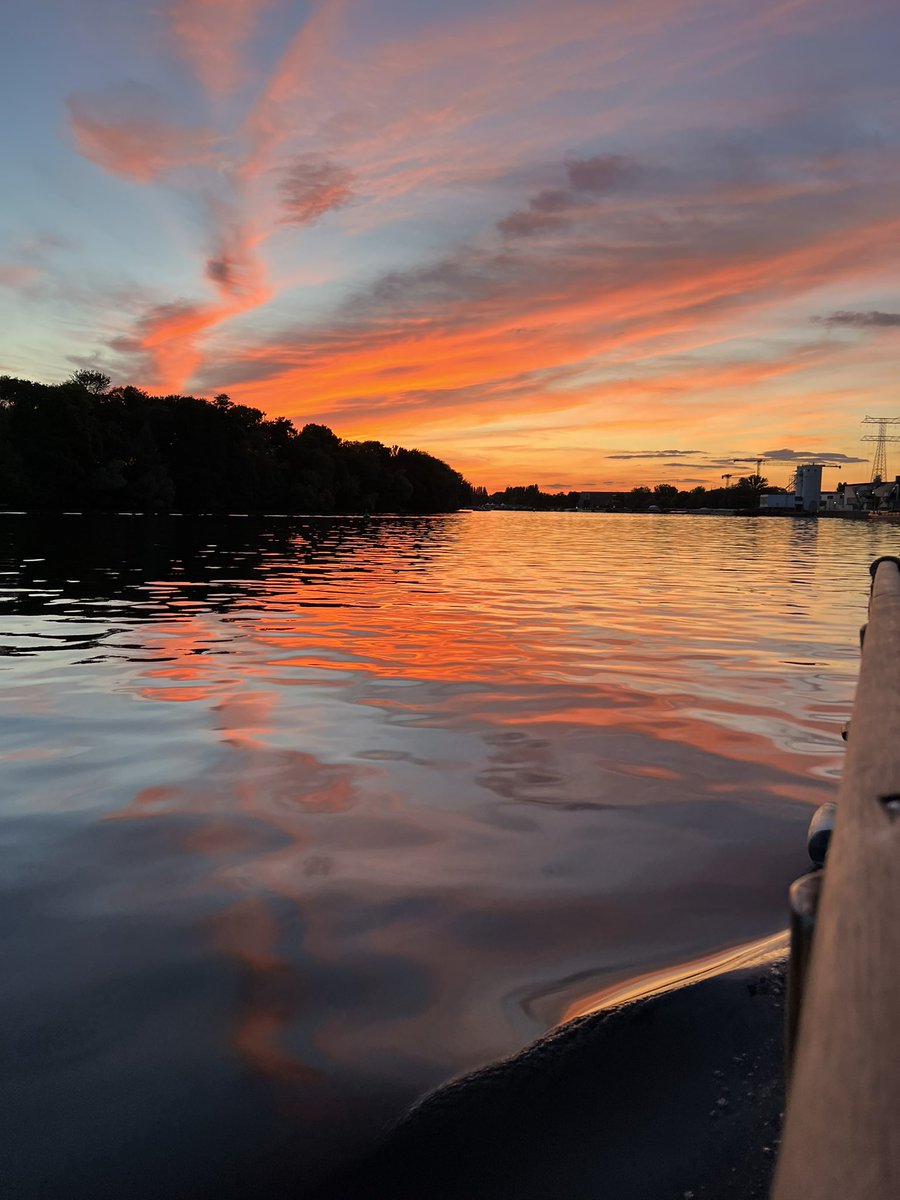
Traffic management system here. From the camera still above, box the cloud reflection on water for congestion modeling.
[0,510,884,1191]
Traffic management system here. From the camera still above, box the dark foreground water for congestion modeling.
[0,512,893,1197]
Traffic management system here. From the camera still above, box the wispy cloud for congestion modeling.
[0,234,72,293]
[279,156,353,225]
[606,450,703,459]
[497,205,567,239]
[497,154,641,238]
[196,193,900,435]
[42,0,900,488]
[166,0,274,97]
[762,447,868,463]
[813,310,900,329]
[107,299,223,389]
[108,243,271,391]
[67,87,218,182]
[565,153,641,193]
[203,194,269,302]
[238,0,348,178]
[497,153,646,239]
[0,264,41,290]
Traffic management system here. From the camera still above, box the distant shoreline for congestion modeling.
[0,506,874,519]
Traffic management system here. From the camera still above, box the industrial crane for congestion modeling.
[788,462,843,488]
[733,456,769,478]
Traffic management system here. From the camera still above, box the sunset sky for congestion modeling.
[2,0,899,490]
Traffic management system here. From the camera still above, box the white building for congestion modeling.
[794,464,823,513]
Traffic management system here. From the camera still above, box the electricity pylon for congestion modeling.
[862,416,900,483]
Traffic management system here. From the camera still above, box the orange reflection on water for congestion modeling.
[212,894,319,1088]
[115,661,376,1091]
[139,686,215,703]
[98,513,859,1104]
[558,930,790,1025]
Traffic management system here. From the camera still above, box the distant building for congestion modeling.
[821,479,900,512]
[875,478,900,511]
[841,482,879,511]
[794,464,823,513]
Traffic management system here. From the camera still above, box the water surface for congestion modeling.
[1,511,891,1197]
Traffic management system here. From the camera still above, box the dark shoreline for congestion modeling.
[318,945,787,1200]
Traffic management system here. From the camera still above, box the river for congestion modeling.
[0,511,892,1197]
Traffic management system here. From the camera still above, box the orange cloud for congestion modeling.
[110,300,224,391]
[203,205,900,410]
[174,187,898,490]
[110,252,274,392]
[203,194,270,303]
[57,0,899,490]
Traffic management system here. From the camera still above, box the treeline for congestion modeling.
[485,484,581,509]
[0,372,474,514]
[484,479,783,511]
[616,480,781,510]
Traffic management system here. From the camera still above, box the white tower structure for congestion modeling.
[795,464,823,513]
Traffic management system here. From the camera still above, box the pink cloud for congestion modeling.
[55,0,895,486]
[110,264,275,392]
[0,236,70,292]
[203,196,270,303]
[107,299,223,390]
[107,205,272,391]
[239,0,348,178]
[0,264,41,289]
[166,0,274,96]
[227,0,829,234]
[188,188,900,461]
[68,92,218,182]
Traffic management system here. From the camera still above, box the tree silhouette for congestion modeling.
[738,474,768,492]
[69,370,111,395]
[0,375,475,514]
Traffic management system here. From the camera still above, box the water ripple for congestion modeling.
[0,510,894,1197]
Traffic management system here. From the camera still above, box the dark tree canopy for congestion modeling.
[482,480,787,512]
[487,484,582,510]
[69,369,111,395]
[0,375,474,515]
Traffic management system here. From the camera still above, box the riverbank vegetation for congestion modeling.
[486,479,782,511]
[0,373,474,514]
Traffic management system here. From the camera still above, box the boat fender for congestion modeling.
[807,802,836,868]
[869,555,900,581]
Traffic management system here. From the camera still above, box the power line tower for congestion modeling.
[862,416,900,482]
